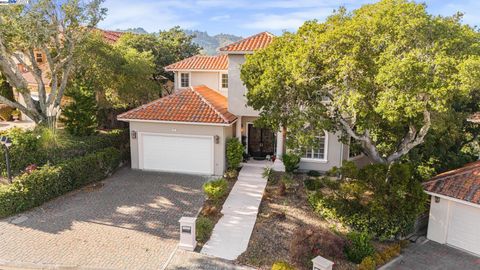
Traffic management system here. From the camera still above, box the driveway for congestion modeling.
[383,239,480,270]
[0,167,207,270]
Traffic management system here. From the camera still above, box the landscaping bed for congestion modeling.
[237,170,410,270]
[195,169,239,250]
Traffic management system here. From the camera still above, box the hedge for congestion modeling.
[0,128,128,177]
[0,147,122,218]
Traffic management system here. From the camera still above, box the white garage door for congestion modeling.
[446,202,480,255]
[140,133,214,175]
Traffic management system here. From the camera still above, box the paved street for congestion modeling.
[0,168,207,270]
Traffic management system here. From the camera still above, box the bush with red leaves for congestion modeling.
[290,225,346,269]
[24,164,38,174]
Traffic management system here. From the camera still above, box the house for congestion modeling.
[423,160,480,256]
[118,32,366,175]
[467,112,480,124]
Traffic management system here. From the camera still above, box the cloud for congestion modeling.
[210,15,230,21]
[243,9,334,30]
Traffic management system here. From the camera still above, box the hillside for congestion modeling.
[184,30,243,55]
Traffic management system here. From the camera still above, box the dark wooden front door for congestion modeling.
[248,124,275,158]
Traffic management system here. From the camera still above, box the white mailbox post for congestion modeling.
[179,216,197,251]
[312,256,334,270]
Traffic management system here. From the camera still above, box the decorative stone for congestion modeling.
[179,216,197,251]
[312,256,334,270]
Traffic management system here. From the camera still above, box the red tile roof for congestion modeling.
[164,54,228,71]
[117,85,237,124]
[219,32,274,52]
[468,112,480,123]
[97,29,125,44]
[423,160,480,204]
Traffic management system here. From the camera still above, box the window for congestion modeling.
[180,73,190,88]
[221,73,228,88]
[348,138,363,159]
[303,135,327,160]
[35,53,43,63]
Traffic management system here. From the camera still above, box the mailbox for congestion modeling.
[312,256,334,270]
[179,216,197,251]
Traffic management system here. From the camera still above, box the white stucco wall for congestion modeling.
[427,195,450,244]
[128,121,234,175]
[227,54,259,116]
[174,71,228,97]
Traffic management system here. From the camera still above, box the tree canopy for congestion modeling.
[241,0,480,164]
[0,0,106,124]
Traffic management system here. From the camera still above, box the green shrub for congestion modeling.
[359,256,376,270]
[281,173,294,189]
[304,178,323,191]
[0,128,128,177]
[271,261,295,270]
[0,104,13,121]
[203,178,228,201]
[309,163,427,239]
[226,138,244,169]
[0,147,122,218]
[61,80,98,136]
[307,170,321,177]
[345,232,375,263]
[282,153,300,173]
[196,216,214,243]
[224,168,238,180]
[262,167,274,182]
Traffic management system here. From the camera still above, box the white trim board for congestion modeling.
[425,191,480,209]
[118,118,237,127]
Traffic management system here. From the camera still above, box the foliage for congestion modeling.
[0,105,13,121]
[307,170,321,177]
[224,168,238,180]
[271,261,295,270]
[62,79,98,136]
[196,216,214,243]
[304,178,323,191]
[203,178,228,201]
[0,147,122,218]
[116,27,201,94]
[262,167,274,182]
[0,0,106,123]
[344,232,375,263]
[309,162,427,239]
[241,0,480,164]
[290,226,345,269]
[358,256,376,270]
[280,173,294,189]
[0,128,128,177]
[0,72,16,121]
[282,153,300,173]
[73,31,159,109]
[226,138,244,170]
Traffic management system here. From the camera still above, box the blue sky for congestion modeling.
[98,0,479,37]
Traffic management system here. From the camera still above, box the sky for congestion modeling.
[98,0,480,37]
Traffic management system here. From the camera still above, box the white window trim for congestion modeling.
[179,72,191,88]
[301,131,328,163]
[220,73,228,89]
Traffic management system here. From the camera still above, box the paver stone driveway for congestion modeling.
[0,167,207,270]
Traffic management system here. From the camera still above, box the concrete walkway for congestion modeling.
[201,162,269,260]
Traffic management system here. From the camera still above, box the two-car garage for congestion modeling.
[139,133,214,175]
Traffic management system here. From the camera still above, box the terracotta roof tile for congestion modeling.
[219,32,274,52]
[468,112,480,123]
[423,160,480,204]
[96,29,125,44]
[165,54,228,71]
[117,85,236,124]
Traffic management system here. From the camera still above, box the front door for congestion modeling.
[248,124,275,158]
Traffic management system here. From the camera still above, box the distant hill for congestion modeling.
[114,28,243,55]
[184,30,243,55]
[116,27,148,34]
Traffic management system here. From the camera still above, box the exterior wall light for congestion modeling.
[131,130,137,139]
[435,196,440,203]
[0,136,13,183]
[214,135,220,144]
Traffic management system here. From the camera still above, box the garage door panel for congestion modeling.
[141,133,213,175]
[446,202,480,255]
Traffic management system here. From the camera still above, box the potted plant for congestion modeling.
[11,109,21,121]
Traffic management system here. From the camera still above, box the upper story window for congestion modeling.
[303,133,327,161]
[35,53,43,63]
[221,73,228,88]
[180,72,190,88]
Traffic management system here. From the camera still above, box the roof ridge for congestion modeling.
[117,90,186,119]
[190,85,230,123]
[219,31,275,51]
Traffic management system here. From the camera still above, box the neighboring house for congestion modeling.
[118,32,366,175]
[423,160,480,256]
[468,112,480,124]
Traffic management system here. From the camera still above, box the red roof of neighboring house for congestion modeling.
[97,29,125,44]
[423,160,480,204]
[117,85,237,124]
[219,32,274,52]
[468,112,480,123]
[164,54,228,71]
